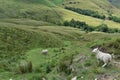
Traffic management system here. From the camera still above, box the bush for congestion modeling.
[63,19,119,33]
[57,55,73,75]
[108,16,120,23]
[95,24,109,32]
[18,60,33,74]
[65,7,106,19]
[92,67,106,74]
[29,74,47,80]
[84,60,92,67]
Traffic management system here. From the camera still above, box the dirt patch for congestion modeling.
[73,54,87,63]
[96,74,116,80]
[113,62,120,69]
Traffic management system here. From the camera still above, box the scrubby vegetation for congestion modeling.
[65,7,106,19]
[108,15,120,23]
[92,38,120,56]
[63,19,120,33]
[0,26,64,72]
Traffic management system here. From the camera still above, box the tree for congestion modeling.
[96,24,108,32]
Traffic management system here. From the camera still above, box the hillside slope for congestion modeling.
[0,20,84,74]
[1,0,120,29]
[0,1,120,79]
[0,0,63,24]
[63,0,120,16]
[0,23,120,80]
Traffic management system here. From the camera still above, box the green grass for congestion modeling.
[50,0,64,5]
[0,0,120,29]
[0,23,120,79]
[0,0,120,79]
[14,0,56,7]
[0,0,63,24]
[63,0,120,16]
[24,37,120,80]
[0,19,54,26]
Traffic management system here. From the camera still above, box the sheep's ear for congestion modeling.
[96,47,99,50]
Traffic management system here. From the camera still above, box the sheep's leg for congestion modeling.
[102,63,107,67]
[97,59,100,64]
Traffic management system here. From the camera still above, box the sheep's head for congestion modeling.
[92,48,99,53]
[41,49,48,55]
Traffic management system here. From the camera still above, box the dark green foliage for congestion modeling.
[63,19,94,32]
[27,61,33,73]
[46,65,51,73]
[95,24,109,32]
[108,16,120,23]
[63,19,120,33]
[57,55,73,75]
[65,7,106,19]
[18,60,33,74]
[84,60,92,67]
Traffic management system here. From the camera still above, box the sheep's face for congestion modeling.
[92,48,98,53]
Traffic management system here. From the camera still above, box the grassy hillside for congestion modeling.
[0,20,84,75]
[60,8,120,29]
[1,0,120,29]
[0,0,63,24]
[63,0,120,16]
[0,0,120,80]
[0,24,120,79]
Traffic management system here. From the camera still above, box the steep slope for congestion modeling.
[0,0,120,29]
[0,21,83,73]
[0,0,63,24]
[63,0,120,16]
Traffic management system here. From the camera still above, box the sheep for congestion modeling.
[92,48,112,67]
[42,77,46,80]
[41,49,48,55]
[71,76,77,80]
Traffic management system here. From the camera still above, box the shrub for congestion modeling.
[18,60,33,74]
[108,16,120,23]
[57,55,73,75]
[65,7,106,19]
[84,60,92,67]
[95,24,109,32]
[92,67,106,74]
[29,75,46,80]
[63,19,119,33]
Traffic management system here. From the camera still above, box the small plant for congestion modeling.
[27,61,33,72]
[34,66,43,73]
[57,55,73,75]
[84,60,92,67]
[92,67,106,74]
[29,75,46,80]
[18,60,33,74]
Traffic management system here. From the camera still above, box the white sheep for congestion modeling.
[71,76,77,80]
[41,49,48,55]
[92,48,112,67]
